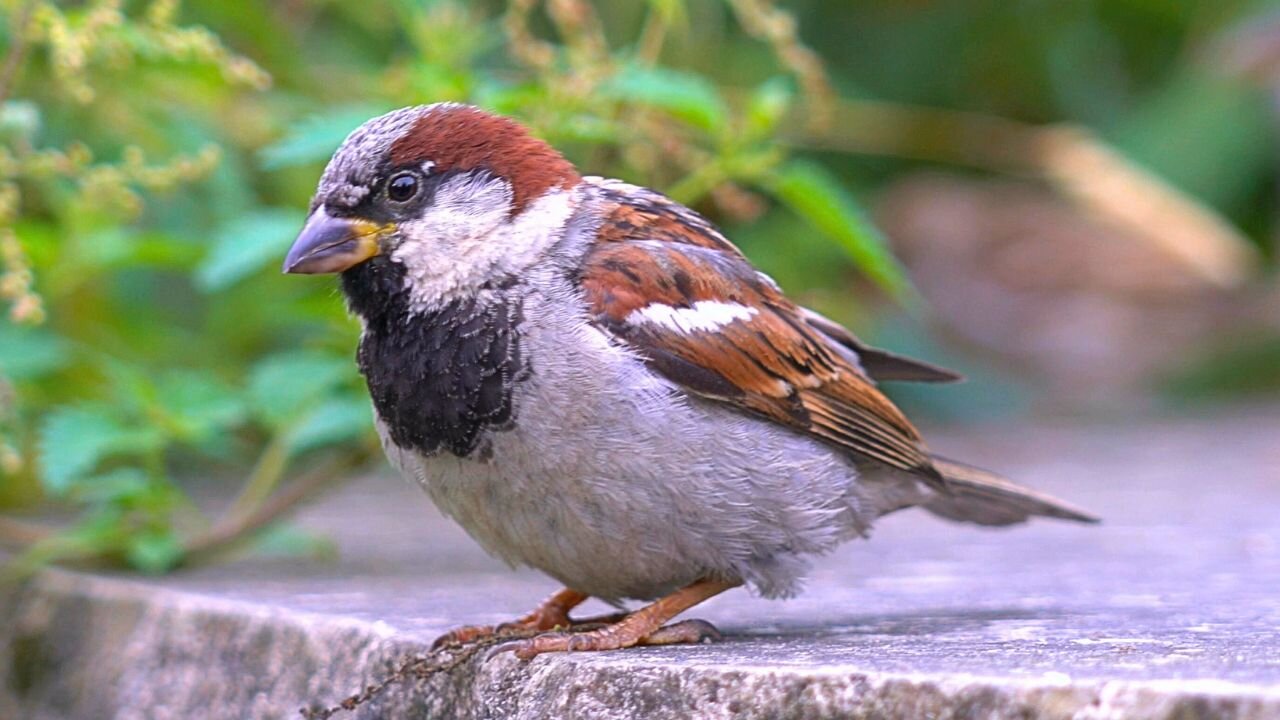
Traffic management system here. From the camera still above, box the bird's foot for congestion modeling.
[507,577,734,658]
[431,587,588,649]
[512,618,721,659]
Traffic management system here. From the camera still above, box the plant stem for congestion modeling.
[224,431,292,521]
[0,513,52,549]
[785,98,1046,175]
[666,159,727,205]
[0,449,366,575]
[635,3,669,66]
[0,527,108,582]
[726,0,834,128]
[791,98,1256,286]
[182,450,367,567]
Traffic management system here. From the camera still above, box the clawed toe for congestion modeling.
[510,617,723,659]
[438,580,734,658]
[640,618,721,646]
[431,624,496,650]
[432,588,589,649]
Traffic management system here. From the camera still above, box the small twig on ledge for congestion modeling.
[301,621,634,718]
[299,635,517,720]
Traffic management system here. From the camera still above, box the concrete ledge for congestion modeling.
[10,566,1280,717]
[3,410,1279,719]
[7,571,1278,720]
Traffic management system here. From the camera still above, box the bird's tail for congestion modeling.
[923,456,1099,526]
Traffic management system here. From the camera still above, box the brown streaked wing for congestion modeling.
[590,179,745,254]
[580,238,943,487]
[799,308,964,384]
[588,180,961,385]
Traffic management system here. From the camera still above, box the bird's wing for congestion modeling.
[586,177,962,385]
[799,308,963,384]
[578,182,942,485]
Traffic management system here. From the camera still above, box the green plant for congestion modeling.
[0,0,373,574]
[0,0,908,575]
[3,0,1275,576]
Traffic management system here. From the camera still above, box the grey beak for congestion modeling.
[283,208,387,275]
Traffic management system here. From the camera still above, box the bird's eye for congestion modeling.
[387,173,419,203]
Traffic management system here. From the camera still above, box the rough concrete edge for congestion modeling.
[2,569,1278,720]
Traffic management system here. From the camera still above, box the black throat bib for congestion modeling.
[341,258,525,459]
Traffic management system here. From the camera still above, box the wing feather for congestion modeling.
[580,212,942,486]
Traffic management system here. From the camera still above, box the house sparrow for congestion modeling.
[283,103,1097,658]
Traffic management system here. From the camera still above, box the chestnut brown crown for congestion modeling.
[388,105,580,216]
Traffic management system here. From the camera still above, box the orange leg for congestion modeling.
[511,578,737,659]
[432,587,588,649]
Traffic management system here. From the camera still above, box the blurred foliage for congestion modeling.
[0,0,905,574]
[1,0,1278,573]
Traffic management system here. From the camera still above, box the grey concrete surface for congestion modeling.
[2,408,1279,719]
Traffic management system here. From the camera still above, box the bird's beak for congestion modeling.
[282,208,388,274]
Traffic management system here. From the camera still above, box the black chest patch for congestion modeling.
[342,258,526,458]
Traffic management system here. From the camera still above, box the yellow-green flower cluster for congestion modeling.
[75,143,222,219]
[29,0,270,104]
[0,139,221,223]
[0,182,42,325]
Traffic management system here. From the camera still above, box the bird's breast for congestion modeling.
[373,279,890,600]
[348,259,528,460]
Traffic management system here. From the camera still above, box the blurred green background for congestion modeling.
[1,0,1277,573]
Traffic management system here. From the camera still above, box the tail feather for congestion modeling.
[924,456,1099,526]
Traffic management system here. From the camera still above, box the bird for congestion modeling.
[282,103,1097,659]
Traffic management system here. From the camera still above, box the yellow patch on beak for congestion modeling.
[283,210,390,274]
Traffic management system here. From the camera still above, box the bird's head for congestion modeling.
[283,103,581,310]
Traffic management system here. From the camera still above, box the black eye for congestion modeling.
[387,173,419,202]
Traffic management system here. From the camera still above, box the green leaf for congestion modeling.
[95,356,160,417]
[258,105,390,170]
[1112,69,1274,215]
[195,208,305,292]
[38,407,162,495]
[745,77,792,140]
[602,65,728,133]
[10,512,125,575]
[765,161,911,299]
[77,227,135,269]
[646,0,688,27]
[0,324,71,381]
[0,100,40,146]
[287,395,371,456]
[125,529,184,575]
[157,371,248,441]
[1162,334,1280,403]
[73,468,151,506]
[248,351,352,428]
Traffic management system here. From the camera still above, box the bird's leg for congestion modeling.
[511,578,737,659]
[431,587,588,649]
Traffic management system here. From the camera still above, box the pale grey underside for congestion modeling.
[373,182,935,602]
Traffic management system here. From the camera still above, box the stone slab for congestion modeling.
[3,408,1279,718]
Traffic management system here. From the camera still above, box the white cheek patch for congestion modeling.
[627,300,759,335]
[389,179,577,312]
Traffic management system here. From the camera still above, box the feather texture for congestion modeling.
[578,188,946,487]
